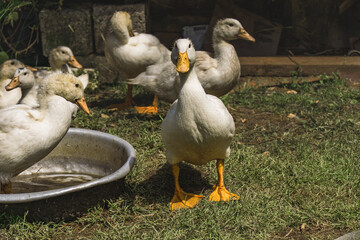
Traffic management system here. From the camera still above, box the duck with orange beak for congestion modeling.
[127,18,255,114]
[162,39,239,210]
[5,67,39,108]
[105,11,170,114]
[35,46,88,89]
[0,72,89,194]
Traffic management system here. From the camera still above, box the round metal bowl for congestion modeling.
[0,128,136,204]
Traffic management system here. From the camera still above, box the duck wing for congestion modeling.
[128,61,179,103]
[195,51,220,89]
[0,105,43,133]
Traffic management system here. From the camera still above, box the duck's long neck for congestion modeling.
[20,85,38,107]
[177,66,207,110]
[38,94,72,130]
[49,57,65,72]
[112,23,130,45]
[212,37,238,63]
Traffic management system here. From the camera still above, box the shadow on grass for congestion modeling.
[0,179,130,224]
[136,163,213,205]
[0,164,213,225]
[88,90,155,109]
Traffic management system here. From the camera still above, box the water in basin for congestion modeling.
[11,172,102,193]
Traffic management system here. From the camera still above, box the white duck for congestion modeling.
[7,67,82,117]
[0,72,90,194]
[35,46,88,89]
[129,18,255,110]
[0,59,24,109]
[49,46,83,72]
[6,67,39,108]
[105,11,170,114]
[0,59,25,80]
[161,39,239,210]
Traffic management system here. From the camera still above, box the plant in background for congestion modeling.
[0,51,9,64]
[0,0,38,58]
[0,1,29,21]
[0,0,31,26]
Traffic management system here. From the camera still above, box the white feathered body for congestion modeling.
[0,79,21,109]
[128,61,180,103]
[161,69,235,166]
[196,40,240,97]
[105,33,170,79]
[129,40,241,103]
[0,94,73,184]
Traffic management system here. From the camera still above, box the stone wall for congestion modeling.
[34,0,357,84]
[39,8,94,57]
[39,3,147,84]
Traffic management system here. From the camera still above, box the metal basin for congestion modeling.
[0,128,136,204]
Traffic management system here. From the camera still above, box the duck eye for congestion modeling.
[189,43,191,48]
[75,83,79,88]
[24,72,27,76]
[61,51,65,54]
[10,61,15,65]
[228,23,234,27]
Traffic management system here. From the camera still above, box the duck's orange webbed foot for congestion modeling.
[170,188,204,210]
[209,184,240,201]
[209,159,240,202]
[135,95,159,115]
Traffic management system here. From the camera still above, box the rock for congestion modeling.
[335,231,360,240]
[93,3,146,54]
[39,8,93,57]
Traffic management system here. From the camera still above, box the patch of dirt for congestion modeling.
[229,107,303,147]
[339,70,360,88]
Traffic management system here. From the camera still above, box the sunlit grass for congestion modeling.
[1,75,359,239]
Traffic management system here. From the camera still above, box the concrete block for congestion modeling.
[93,4,146,54]
[39,8,93,57]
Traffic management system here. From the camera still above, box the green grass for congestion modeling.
[1,75,360,239]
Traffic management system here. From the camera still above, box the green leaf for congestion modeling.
[5,11,19,27]
[0,51,9,64]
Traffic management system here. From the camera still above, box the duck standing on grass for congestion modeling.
[161,39,239,210]
[0,73,90,194]
[129,18,255,113]
[105,11,170,114]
